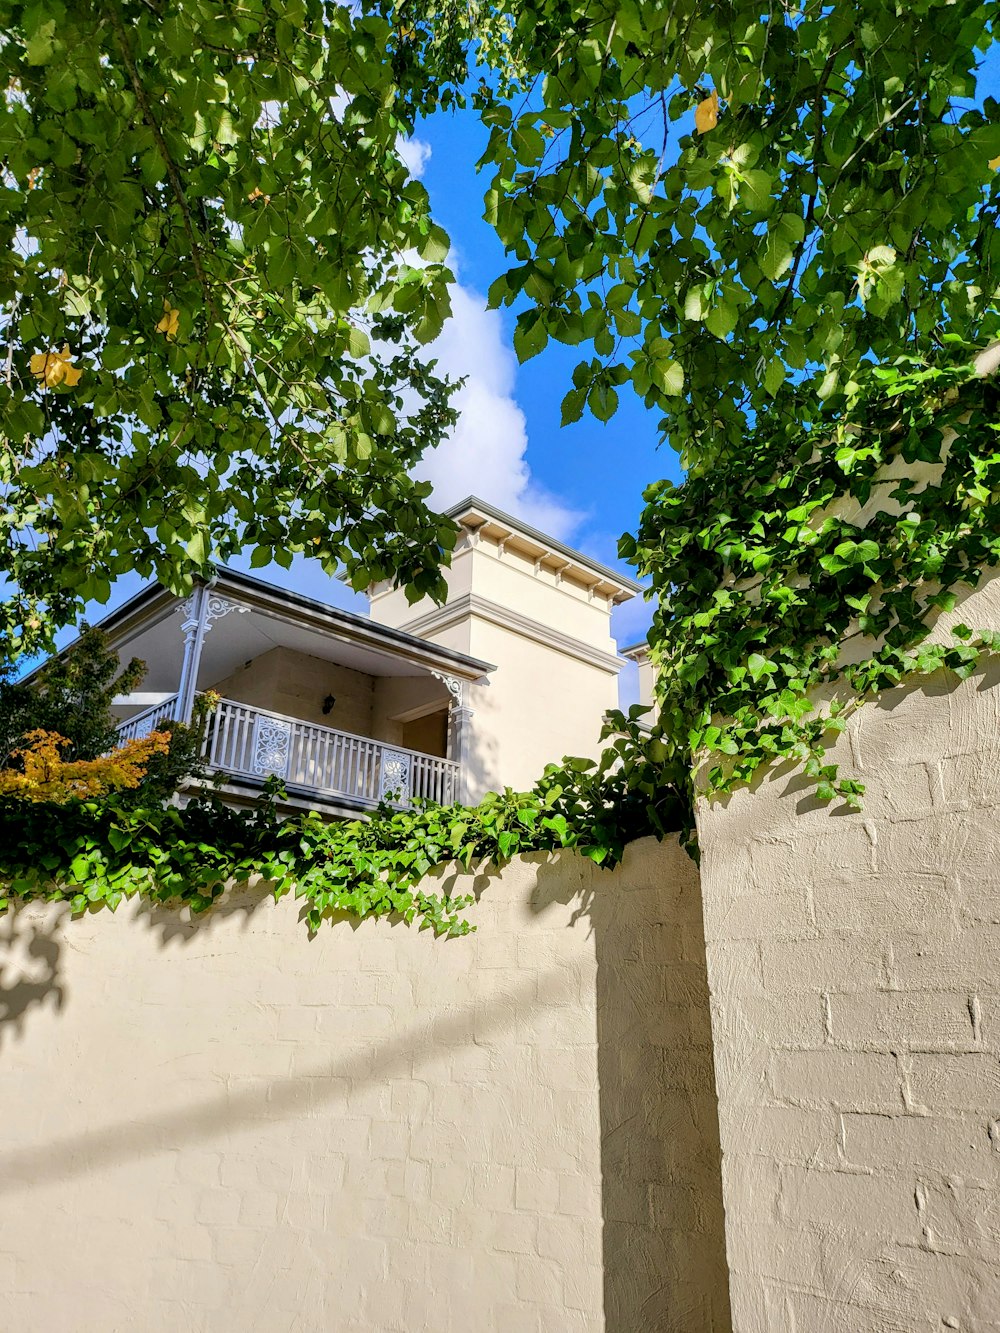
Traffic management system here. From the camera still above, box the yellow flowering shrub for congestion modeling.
[0,729,170,803]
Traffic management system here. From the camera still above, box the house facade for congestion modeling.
[104,498,639,813]
[621,638,657,712]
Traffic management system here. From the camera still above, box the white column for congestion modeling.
[449,706,476,805]
[176,586,209,725]
[176,585,251,725]
[433,671,475,805]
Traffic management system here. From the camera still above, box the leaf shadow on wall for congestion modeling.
[0,905,66,1050]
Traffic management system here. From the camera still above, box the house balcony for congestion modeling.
[103,568,493,815]
[117,693,460,810]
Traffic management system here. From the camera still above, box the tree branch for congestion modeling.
[102,5,215,312]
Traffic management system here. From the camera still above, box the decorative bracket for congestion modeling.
[180,597,199,646]
[181,592,250,645]
[430,670,464,708]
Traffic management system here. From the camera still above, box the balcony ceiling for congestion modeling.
[73,570,494,697]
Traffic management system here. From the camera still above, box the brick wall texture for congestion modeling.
[10,591,998,1331]
[696,574,1000,1331]
[0,837,728,1332]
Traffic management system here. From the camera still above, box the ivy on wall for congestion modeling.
[0,747,663,934]
[618,352,1000,839]
[1,355,997,930]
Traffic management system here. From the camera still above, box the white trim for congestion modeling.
[112,692,177,707]
[399,593,625,675]
[388,699,452,725]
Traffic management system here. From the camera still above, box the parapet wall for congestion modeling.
[696,574,1000,1330]
[0,837,728,1332]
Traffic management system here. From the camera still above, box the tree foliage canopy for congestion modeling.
[0,0,460,660]
[1,1,999,870]
[388,0,999,460]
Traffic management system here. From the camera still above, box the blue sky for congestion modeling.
[53,36,1000,678]
[395,107,676,652]
[51,96,673,681]
[411,108,681,554]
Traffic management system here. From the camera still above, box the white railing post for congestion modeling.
[115,693,180,743]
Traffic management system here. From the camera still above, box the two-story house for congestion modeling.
[102,497,639,814]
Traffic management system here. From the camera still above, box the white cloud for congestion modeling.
[414,282,584,541]
[396,136,432,179]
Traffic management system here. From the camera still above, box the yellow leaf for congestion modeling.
[29,343,82,388]
[695,90,719,135]
[156,299,180,339]
[990,156,1000,171]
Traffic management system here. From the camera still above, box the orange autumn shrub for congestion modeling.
[0,729,170,803]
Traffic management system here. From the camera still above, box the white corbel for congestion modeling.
[430,669,464,708]
[177,587,250,723]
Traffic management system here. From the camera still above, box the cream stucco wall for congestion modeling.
[696,572,1000,1330]
[209,646,375,737]
[372,536,621,658]
[370,673,450,750]
[636,658,656,712]
[0,838,728,1332]
[624,645,657,713]
[462,620,620,797]
[370,529,627,797]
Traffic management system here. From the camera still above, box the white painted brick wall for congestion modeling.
[0,837,727,1332]
[697,573,1000,1331]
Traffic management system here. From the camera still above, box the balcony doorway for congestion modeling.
[400,710,449,760]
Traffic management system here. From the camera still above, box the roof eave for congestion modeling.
[29,567,496,683]
[445,495,643,599]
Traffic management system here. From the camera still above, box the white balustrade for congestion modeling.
[115,694,179,742]
[198,696,459,809]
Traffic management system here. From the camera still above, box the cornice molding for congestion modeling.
[399,593,625,675]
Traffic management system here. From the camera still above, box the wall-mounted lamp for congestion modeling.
[322,694,336,715]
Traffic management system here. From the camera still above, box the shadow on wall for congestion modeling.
[0,837,730,1331]
[529,847,733,1333]
[0,931,559,1197]
[462,693,500,806]
[0,906,65,1050]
